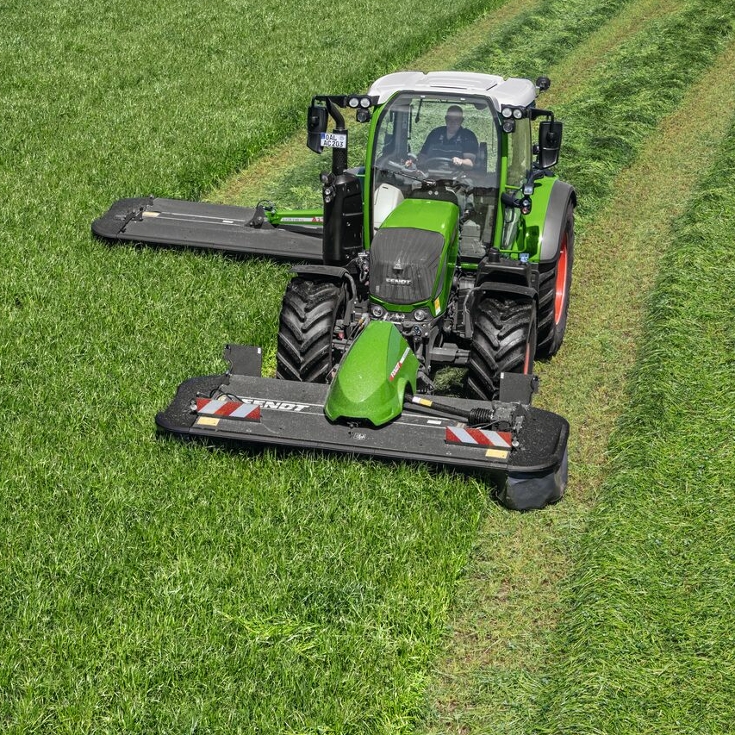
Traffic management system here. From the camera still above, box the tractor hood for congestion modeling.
[369,199,458,307]
[324,320,418,426]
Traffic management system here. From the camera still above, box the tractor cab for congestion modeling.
[369,91,500,258]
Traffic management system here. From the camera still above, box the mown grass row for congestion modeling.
[533,115,735,735]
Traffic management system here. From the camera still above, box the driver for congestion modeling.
[415,105,479,171]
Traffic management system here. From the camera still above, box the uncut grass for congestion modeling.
[0,0,510,730]
[534,116,735,735]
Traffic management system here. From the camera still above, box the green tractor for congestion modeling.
[277,71,575,417]
[99,71,573,510]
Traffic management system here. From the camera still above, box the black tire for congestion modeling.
[536,202,574,358]
[466,295,537,401]
[276,278,345,382]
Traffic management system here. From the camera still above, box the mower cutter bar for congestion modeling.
[92,197,324,262]
[156,346,569,507]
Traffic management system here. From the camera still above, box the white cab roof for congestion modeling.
[367,71,538,110]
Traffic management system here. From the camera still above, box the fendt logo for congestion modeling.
[240,398,310,413]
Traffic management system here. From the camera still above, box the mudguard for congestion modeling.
[539,180,576,263]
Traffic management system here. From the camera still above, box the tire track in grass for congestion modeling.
[418,7,735,734]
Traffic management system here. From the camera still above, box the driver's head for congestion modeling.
[445,105,464,131]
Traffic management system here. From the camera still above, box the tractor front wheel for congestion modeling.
[536,202,574,358]
[466,295,537,401]
[276,277,345,382]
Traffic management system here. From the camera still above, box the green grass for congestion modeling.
[0,0,507,730]
[3,0,735,731]
[456,0,637,78]
[1,452,487,731]
[534,115,735,735]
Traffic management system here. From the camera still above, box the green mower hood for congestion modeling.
[324,320,419,426]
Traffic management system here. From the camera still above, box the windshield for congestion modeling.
[370,93,500,256]
[372,92,499,180]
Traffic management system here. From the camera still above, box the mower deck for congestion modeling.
[93,197,324,262]
[156,346,569,508]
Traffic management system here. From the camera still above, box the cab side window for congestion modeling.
[507,118,531,187]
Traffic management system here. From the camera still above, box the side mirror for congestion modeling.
[307,104,328,153]
[538,120,563,169]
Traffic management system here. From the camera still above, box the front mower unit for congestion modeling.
[156,345,569,511]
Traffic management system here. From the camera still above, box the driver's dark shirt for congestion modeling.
[420,126,479,159]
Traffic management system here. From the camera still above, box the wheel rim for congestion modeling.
[523,314,536,374]
[554,234,569,325]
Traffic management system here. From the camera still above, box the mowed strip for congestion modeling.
[535,73,735,735]
[419,5,735,733]
[540,0,679,107]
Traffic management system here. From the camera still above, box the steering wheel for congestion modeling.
[423,156,462,173]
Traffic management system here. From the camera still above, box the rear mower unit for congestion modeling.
[107,71,576,510]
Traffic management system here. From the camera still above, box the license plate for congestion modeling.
[320,132,347,149]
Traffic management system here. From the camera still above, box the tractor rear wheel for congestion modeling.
[466,295,537,401]
[536,202,574,358]
[276,277,345,382]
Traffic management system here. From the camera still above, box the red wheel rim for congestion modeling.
[523,340,532,373]
[554,233,569,324]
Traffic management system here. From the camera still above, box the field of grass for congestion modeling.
[2,0,735,732]
[534,116,735,735]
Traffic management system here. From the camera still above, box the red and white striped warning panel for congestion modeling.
[194,397,261,422]
[445,426,512,448]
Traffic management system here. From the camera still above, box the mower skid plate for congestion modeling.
[92,197,324,262]
[156,346,569,506]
